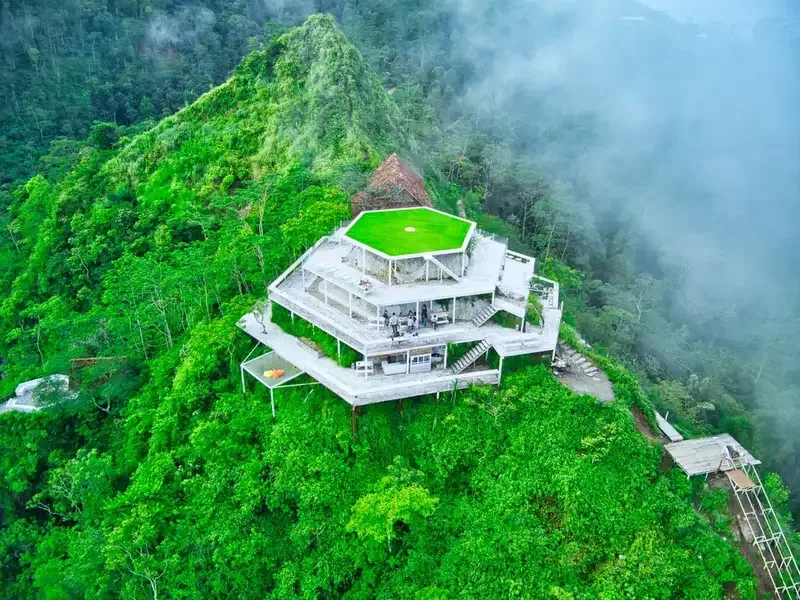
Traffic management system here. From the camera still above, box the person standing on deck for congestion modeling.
[389,313,399,336]
[383,309,389,327]
[421,304,428,328]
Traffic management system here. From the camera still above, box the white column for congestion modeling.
[426,261,430,281]
[349,292,352,318]
[270,388,275,418]
[376,305,380,334]
[337,338,341,363]
[443,344,448,369]
[240,366,246,394]
[406,349,410,374]
[461,252,466,276]
[498,356,504,385]
[301,266,306,289]
[364,353,369,378]
[389,259,392,286]
[416,300,419,320]
[324,279,328,304]
[452,296,456,323]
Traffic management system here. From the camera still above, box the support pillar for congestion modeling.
[364,353,369,379]
[240,366,246,394]
[376,305,380,334]
[498,356,504,386]
[521,316,525,332]
[324,279,328,305]
[351,405,357,435]
[406,349,411,374]
[337,338,341,363]
[452,296,457,324]
[270,388,275,419]
[443,344,448,369]
[349,292,352,318]
[416,300,419,320]
[301,266,306,289]
[290,311,294,323]
[426,261,430,281]
[461,252,466,277]
[436,391,440,405]
[389,259,393,286]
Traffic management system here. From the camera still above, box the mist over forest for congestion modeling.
[1,0,799,597]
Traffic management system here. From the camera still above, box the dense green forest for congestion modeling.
[1,1,799,597]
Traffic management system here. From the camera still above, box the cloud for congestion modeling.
[146,6,216,48]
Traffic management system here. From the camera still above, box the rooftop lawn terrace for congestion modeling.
[345,208,472,257]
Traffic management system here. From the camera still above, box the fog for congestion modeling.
[445,0,799,301]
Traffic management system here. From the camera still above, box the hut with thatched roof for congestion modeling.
[351,154,433,217]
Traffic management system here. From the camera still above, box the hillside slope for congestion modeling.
[0,14,760,600]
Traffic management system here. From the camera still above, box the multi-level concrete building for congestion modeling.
[238,205,562,413]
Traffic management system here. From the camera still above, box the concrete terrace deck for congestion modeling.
[301,233,505,306]
[238,312,499,406]
[271,269,560,356]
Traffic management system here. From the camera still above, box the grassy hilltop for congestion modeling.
[0,15,761,600]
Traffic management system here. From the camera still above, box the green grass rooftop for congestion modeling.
[345,208,472,257]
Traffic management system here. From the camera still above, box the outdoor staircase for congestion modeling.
[472,304,500,327]
[423,254,460,282]
[559,343,599,377]
[450,340,490,375]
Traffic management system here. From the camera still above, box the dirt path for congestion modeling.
[631,405,663,443]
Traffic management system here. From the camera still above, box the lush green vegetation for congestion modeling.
[271,302,360,368]
[346,207,471,256]
[1,6,798,599]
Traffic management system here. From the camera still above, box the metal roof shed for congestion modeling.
[665,434,760,477]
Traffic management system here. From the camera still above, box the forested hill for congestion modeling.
[1,12,404,361]
[0,14,777,598]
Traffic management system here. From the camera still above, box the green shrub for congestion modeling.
[271,302,361,367]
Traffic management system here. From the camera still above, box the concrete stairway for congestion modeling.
[560,344,599,377]
[424,254,460,282]
[450,340,490,374]
[472,304,500,327]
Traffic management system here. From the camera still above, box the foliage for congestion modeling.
[271,303,361,368]
[0,10,781,599]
